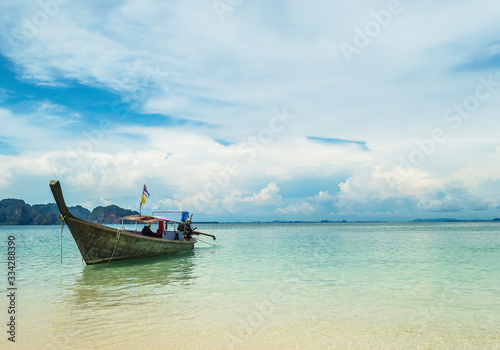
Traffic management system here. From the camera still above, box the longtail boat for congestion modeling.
[50,180,215,265]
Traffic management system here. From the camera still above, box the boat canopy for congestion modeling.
[121,215,184,224]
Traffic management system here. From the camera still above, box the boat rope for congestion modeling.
[105,228,122,266]
[197,238,220,247]
[60,217,64,264]
[59,211,70,264]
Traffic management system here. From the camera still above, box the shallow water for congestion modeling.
[1,222,499,349]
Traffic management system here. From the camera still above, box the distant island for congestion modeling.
[0,198,139,225]
[411,218,500,222]
[1,198,499,225]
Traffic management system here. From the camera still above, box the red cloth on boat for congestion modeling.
[156,220,164,235]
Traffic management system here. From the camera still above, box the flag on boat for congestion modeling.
[141,184,150,205]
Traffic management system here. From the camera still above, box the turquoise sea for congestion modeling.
[1,222,499,349]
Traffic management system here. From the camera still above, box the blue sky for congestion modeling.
[1,0,500,221]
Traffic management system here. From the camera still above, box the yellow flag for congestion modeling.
[141,194,146,205]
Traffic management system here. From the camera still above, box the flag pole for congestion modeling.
[136,202,141,233]
[137,186,143,232]
[137,184,148,233]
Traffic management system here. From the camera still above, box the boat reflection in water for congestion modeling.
[65,250,197,309]
[45,251,200,349]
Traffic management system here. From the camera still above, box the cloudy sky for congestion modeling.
[1,0,500,221]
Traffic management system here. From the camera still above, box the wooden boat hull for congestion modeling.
[50,181,194,265]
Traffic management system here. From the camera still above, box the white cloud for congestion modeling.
[1,1,500,219]
[222,182,282,212]
[275,202,315,215]
[157,182,282,217]
[3,0,497,136]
